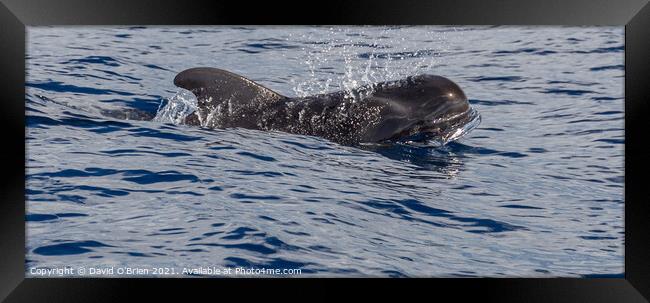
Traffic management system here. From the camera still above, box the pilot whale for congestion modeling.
[173,67,481,146]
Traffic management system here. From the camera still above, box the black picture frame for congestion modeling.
[1,0,649,301]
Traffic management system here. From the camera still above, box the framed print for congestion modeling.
[1,0,649,302]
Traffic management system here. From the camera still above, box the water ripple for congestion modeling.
[25,26,624,277]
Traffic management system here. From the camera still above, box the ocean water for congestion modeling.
[26,26,624,277]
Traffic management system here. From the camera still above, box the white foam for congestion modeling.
[153,89,198,125]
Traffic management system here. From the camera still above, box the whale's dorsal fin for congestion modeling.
[174,67,286,105]
[174,67,285,102]
[173,67,286,126]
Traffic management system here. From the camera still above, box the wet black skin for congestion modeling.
[173,67,473,146]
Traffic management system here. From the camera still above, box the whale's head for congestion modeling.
[361,75,481,146]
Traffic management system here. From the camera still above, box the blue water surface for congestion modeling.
[26,26,624,277]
